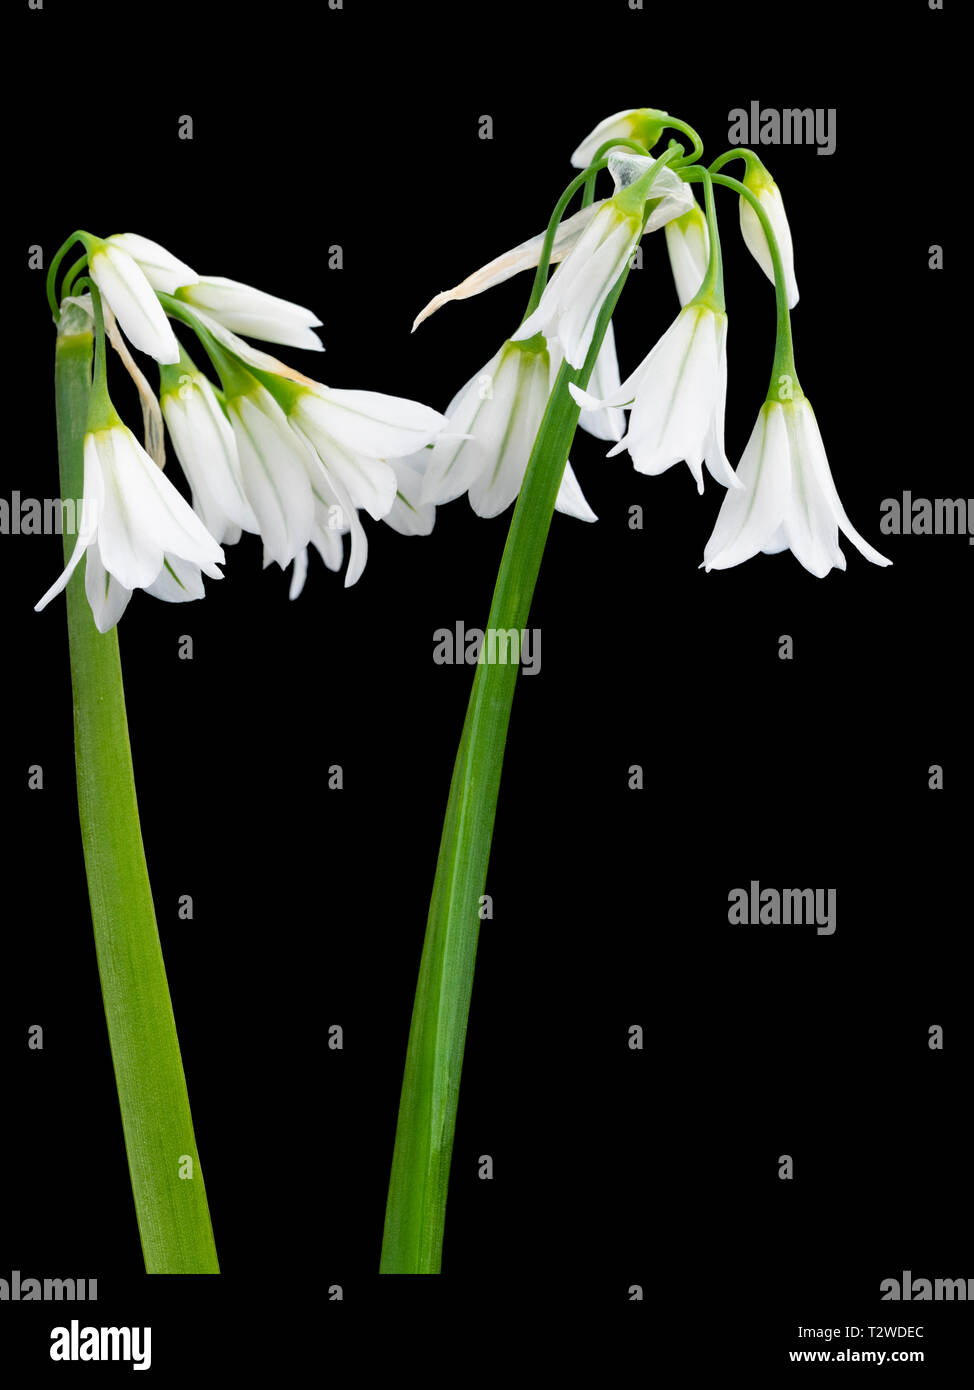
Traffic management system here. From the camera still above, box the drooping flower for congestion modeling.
[419,335,596,521]
[35,420,225,630]
[738,162,799,308]
[184,313,448,584]
[175,277,323,351]
[88,237,189,364]
[664,199,710,307]
[570,303,739,493]
[511,152,693,369]
[159,349,259,545]
[703,397,891,577]
[570,108,669,168]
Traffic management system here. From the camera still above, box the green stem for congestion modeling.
[380,240,637,1275]
[54,321,220,1274]
[685,166,800,398]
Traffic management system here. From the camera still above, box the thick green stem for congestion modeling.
[54,323,219,1274]
[380,253,634,1275]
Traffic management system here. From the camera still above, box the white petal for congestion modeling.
[794,400,892,567]
[228,391,316,568]
[294,386,446,461]
[383,457,437,536]
[179,276,322,349]
[665,202,710,307]
[703,405,791,569]
[411,204,604,330]
[144,554,208,602]
[84,546,133,632]
[89,245,180,364]
[162,376,259,541]
[554,460,597,521]
[34,435,104,612]
[577,322,626,442]
[106,234,198,294]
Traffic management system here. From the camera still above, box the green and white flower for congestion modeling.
[570,302,739,493]
[420,335,596,520]
[703,398,891,576]
[88,236,191,364]
[175,276,323,351]
[738,162,799,307]
[570,107,669,167]
[159,350,259,545]
[34,420,225,631]
[511,151,693,369]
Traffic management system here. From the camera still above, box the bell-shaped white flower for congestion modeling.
[88,238,183,364]
[512,152,692,369]
[286,384,447,523]
[739,165,799,308]
[664,200,710,307]
[177,277,323,351]
[160,355,260,545]
[570,108,669,168]
[35,421,225,628]
[222,379,318,568]
[419,336,596,521]
[570,303,739,494]
[703,397,891,577]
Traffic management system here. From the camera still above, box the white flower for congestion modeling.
[664,200,710,307]
[274,383,446,593]
[570,303,739,494]
[88,239,184,364]
[570,108,668,168]
[703,397,892,577]
[177,277,323,351]
[35,422,225,630]
[287,385,447,521]
[420,337,596,521]
[511,152,692,369]
[223,381,318,568]
[739,169,799,308]
[160,364,259,545]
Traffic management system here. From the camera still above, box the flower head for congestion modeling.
[570,108,669,168]
[419,335,596,521]
[570,303,738,494]
[35,420,225,631]
[88,237,189,364]
[703,397,891,577]
[511,152,692,369]
[159,352,259,545]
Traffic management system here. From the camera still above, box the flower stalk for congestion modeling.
[380,224,641,1274]
[54,311,219,1274]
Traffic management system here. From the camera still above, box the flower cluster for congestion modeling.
[37,233,448,630]
[407,111,889,578]
[37,110,889,634]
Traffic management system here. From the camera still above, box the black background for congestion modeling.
[3,0,969,1377]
